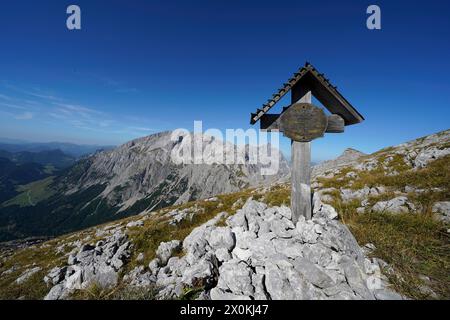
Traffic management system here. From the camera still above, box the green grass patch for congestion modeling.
[341,210,449,299]
[0,238,67,300]
[3,177,55,208]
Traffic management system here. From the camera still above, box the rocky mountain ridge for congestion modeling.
[312,148,366,177]
[59,131,289,211]
[311,129,450,222]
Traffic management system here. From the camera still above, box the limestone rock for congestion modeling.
[126,220,144,228]
[292,257,335,289]
[208,227,235,251]
[16,267,41,284]
[432,201,450,223]
[372,196,415,214]
[44,230,131,300]
[156,240,181,266]
[216,261,254,296]
[181,253,218,289]
[414,147,450,168]
[44,266,67,286]
[148,258,160,275]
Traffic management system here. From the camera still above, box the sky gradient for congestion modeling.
[0,0,449,161]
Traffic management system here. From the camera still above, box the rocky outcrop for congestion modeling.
[44,229,131,300]
[311,129,450,221]
[15,267,41,284]
[121,198,403,300]
[413,146,450,168]
[371,196,416,214]
[156,240,181,265]
[313,148,366,178]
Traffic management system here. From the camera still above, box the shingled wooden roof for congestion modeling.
[250,62,364,126]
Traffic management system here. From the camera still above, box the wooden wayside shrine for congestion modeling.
[250,62,364,224]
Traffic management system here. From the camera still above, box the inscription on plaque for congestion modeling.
[279,103,328,142]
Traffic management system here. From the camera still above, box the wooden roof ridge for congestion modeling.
[250,62,364,126]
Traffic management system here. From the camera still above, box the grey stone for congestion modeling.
[312,148,365,177]
[45,231,131,299]
[234,229,257,250]
[292,257,335,288]
[226,210,248,229]
[208,227,235,251]
[364,243,376,252]
[251,271,269,300]
[67,254,77,265]
[231,247,252,262]
[44,284,67,300]
[126,220,144,228]
[277,206,291,220]
[123,266,156,287]
[301,243,333,267]
[47,200,401,301]
[270,218,294,238]
[148,258,160,275]
[342,262,374,300]
[315,203,338,220]
[15,267,41,284]
[432,201,450,222]
[271,238,302,259]
[156,240,181,265]
[264,260,296,300]
[65,268,83,290]
[295,217,319,244]
[215,248,232,263]
[323,283,358,300]
[136,253,144,262]
[372,196,415,214]
[346,171,358,179]
[167,257,188,277]
[181,254,218,289]
[44,266,67,286]
[216,261,254,296]
[414,147,450,168]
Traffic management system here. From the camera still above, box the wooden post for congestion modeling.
[291,91,312,223]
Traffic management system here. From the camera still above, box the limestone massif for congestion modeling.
[58,131,290,211]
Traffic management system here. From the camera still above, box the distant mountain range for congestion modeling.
[0,140,114,158]
[0,149,76,169]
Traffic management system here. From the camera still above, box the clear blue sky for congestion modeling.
[0,0,449,161]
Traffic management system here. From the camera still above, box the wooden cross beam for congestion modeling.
[249,63,364,223]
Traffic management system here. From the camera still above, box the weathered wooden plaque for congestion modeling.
[279,103,328,142]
